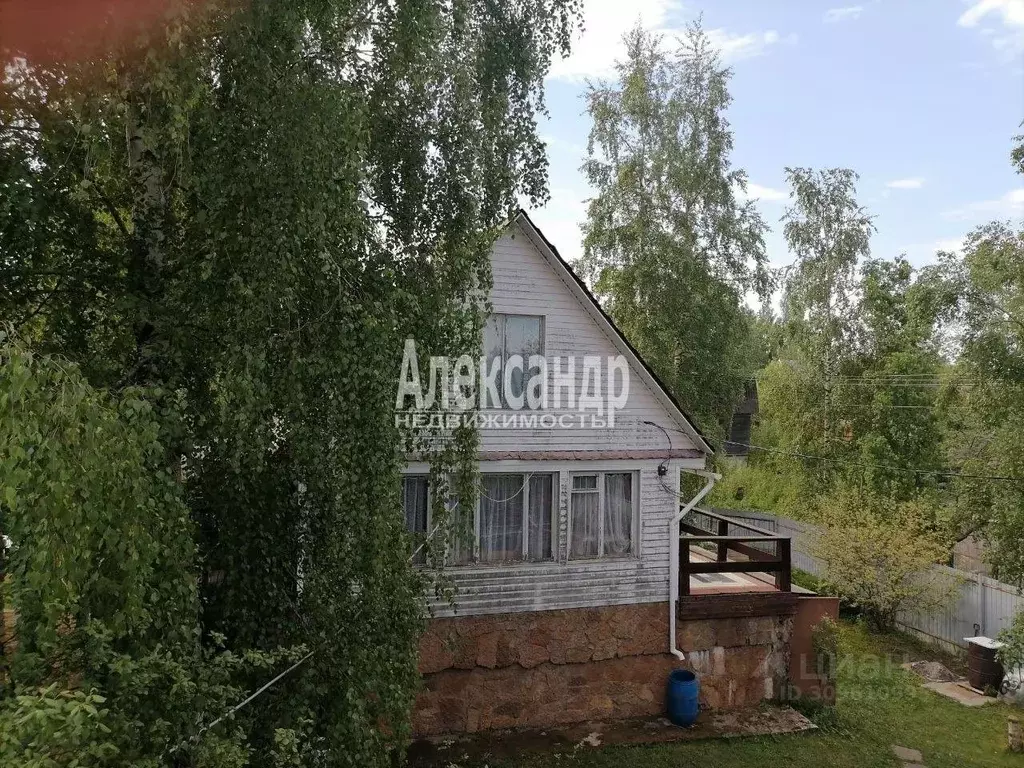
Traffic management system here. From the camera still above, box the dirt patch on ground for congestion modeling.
[408,706,816,766]
[908,661,959,683]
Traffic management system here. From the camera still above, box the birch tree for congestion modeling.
[0,0,580,764]
[579,21,770,435]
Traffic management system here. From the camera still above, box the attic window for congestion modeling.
[483,313,544,408]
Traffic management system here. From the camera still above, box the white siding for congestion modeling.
[478,225,700,453]
[408,220,708,617]
[422,460,682,617]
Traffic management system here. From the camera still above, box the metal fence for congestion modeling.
[708,507,1024,653]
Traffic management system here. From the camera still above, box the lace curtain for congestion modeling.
[571,473,632,558]
[603,473,633,556]
[527,474,553,560]
[448,499,474,565]
[570,475,600,557]
[479,475,525,562]
[400,472,571,564]
[403,477,428,564]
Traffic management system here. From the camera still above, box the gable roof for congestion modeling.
[512,209,714,457]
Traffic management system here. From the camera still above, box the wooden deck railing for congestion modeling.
[679,508,792,596]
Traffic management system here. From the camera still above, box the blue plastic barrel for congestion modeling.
[667,669,700,727]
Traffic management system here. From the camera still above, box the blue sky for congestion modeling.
[532,0,1024,300]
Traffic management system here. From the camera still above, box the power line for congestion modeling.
[163,650,315,760]
[721,440,1024,484]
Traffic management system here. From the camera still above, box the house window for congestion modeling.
[483,313,544,408]
[403,476,429,564]
[479,473,554,562]
[402,473,555,565]
[569,472,635,559]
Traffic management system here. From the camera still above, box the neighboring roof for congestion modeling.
[733,379,759,415]
[512,209,714,456]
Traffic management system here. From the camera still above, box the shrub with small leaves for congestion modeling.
[811,616,840,687]
[813,491,959,631]
[998,610,1024,679]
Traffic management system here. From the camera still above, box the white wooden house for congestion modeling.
[402,211,830,737]
[401,209,714,617]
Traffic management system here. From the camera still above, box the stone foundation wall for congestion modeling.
[414,602,794,735]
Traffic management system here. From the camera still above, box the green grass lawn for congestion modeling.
[488,621,1022,768]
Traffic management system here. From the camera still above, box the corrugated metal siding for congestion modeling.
[478,227,699,453]
[899,567,1024,652]
[426,463,679,617]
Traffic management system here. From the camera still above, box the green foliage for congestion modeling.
[996,610,1024,675]
[714,135,1024,596]
[0,686,118,768]
[1,0,580,764]
[0,337,283,766]
[708,458,810,521]
[932,222,1024,586]
[811,616,840,687]
[812,490,958,631]
[0,337,196,657]
[578,21,770,435]
[782,167,873,368]
[719,238,950,520]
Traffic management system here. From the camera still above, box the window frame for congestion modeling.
[483,313,546,410]
[568,470,639,560]
[476,472,557,564]
[402,474,431,563]
[402,472,558,566]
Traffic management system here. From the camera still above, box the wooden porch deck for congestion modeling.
[679,508,805,598]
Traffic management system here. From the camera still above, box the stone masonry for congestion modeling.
[413,602,794,735]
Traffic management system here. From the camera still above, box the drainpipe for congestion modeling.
[668,469,720,660]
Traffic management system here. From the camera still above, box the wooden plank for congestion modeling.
[776,538,792,592]
[681,535,784,543]
[728,542,777,562]
[685,560,783,575]
[677,591,800,620]
[716,517,729,562]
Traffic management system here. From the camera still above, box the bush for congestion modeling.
[710,459,812,520]
[813,491,959,631]
[998,610,1024,675]
[0,338,307,766]
[812,616,841,687]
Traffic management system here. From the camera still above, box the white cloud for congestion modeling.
[957,0,1024,59]
[943,187,1024,220]
[958,0,1024,28]
[886,177,925,190]
[824,6,864,23]
[548,0,676,82]
[736,182,788,203]
[547,0,793,82]
[705,29,796,63]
